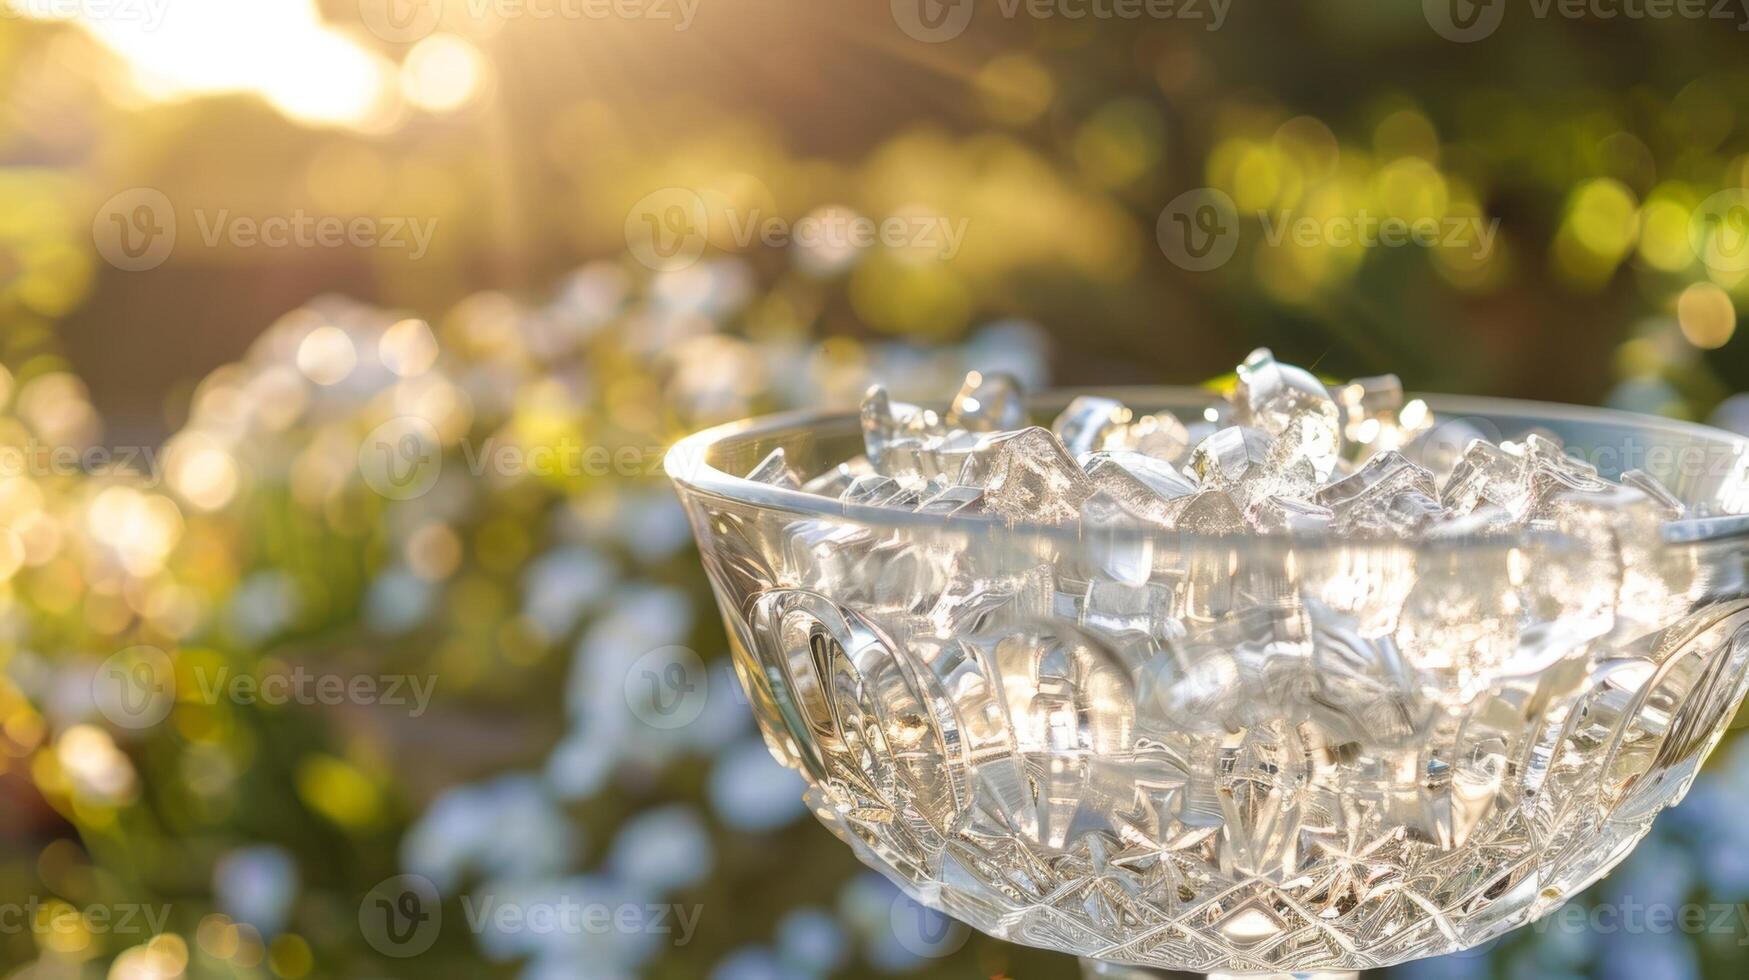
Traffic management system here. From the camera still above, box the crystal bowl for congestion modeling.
[666,388,1749,975]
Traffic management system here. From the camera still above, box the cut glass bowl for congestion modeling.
[666,389,1749,976]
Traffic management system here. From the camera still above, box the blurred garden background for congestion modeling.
[1,1,1748,977]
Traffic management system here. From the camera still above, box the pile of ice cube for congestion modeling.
[744,348,1687,537]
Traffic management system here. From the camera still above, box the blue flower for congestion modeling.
[776,907,848,976]
[709,739,806,832]
[607,804,714,894]
[402,774,580,893]
[213,845,299,936]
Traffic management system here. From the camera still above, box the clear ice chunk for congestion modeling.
[861,385,938,477]
[947,371,1027,432]
[1187,426,1316,509]
[1317,451,1437,509]
[802,456,873,497]
[841,474,904,506]
[916,484,985,516]
[1440,439,1529,518]
[1104,411,1194,463]
[745,447,800,488]
[959,427,1093,524]
[1082,450,1197,527]
[1081,490,1161,584]
[1051,396,1129,458]
[1406,419,1488,476]
[1080,579,1179,664]
[1336,374,1433,456]
[1232,348,1342,479]
[1247,495,1334,533]
[1175,489,1246,534]
[1316,451,1442,534]
[1621,468,1685,518]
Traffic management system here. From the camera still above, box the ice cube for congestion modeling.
[960,427,1093,524]
[883,477,943,510]
[860,385,937,476]
[1440,439,1529,517]
[1188,426,1272,486]
[1104,411,1194,463]
[1082,450,1197,526]
[1317,451,1437,509]
[1620,468,1685,518]
[841,474,904,506]
[1051,395,1130,457]
[1406,418,1488,476]
[1316,451,1442,534]
[1513,431,1604,487]
[785,518,877,589]
[802,456,873,496]
[745,447,801,488]
[1336,374,1434,456]
[1175,489,1246,534]
[1232,348,1342,478]
[916,484,985,516]
[1187,426,1316,508]
[1080,579,1179,665]
[1247,495,1335,534]
[914,429,999,483]
[1081,490,1161,584]
[947,371,1027,432]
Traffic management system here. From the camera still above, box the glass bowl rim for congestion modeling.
[664,386,1749,550]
